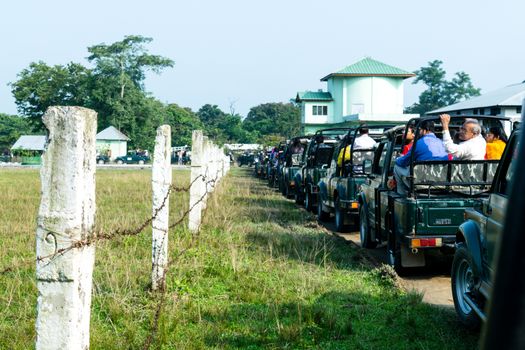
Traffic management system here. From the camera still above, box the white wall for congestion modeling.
[303,101,334,124]
[327,78,343,123]
[342,77,404,120]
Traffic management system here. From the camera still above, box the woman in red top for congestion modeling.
[401,125,415,155]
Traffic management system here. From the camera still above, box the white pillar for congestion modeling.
[189,130,204,232]
[151,125,172,291]
[202,137,210,207]
[36,106,97,350]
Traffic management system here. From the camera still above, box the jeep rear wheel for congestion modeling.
[317,198,330,222]
[294,188,304,205]
[359,205,377,248]
[387,233,404,275]
[117,160,124,165]
[334,197,348,232]
[451,243,482,329]
[305,190,314,212]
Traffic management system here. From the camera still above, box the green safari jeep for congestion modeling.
[358,116,509,273]
[318,125,393,232]
[451,129,518,329]
[295,128,350,210]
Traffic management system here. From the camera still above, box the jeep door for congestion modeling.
[484,137,517,275]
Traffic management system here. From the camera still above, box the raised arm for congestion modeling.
[440,114,466,158]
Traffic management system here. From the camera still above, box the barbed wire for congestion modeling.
[142,174,216,350]
[0,172,217,274]
[1,164,226,350]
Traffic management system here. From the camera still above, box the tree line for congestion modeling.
[1,35,481,153]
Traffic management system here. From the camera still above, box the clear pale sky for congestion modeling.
[1,0,523,117]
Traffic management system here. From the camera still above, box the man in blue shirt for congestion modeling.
[394,120,449,195]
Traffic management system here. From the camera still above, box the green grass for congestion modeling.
[0,167,478,349]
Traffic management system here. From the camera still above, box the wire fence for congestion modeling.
[1,166,224,349]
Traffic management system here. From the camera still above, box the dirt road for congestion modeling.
[318,220,454,308]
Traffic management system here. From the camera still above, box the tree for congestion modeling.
[243,102,301,141]
[10,62,91,130]
[10,35,175,150]
[165,104,203,146]
[87,35,174,98]
[405,60,481,115]
[0,113,32,153]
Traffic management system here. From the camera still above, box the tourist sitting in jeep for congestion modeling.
[394,120,449,195]
[440,114,486,160]
[358,115,511,273]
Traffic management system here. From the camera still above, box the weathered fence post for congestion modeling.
[35,106,97,350]
[151,125,172,291]
[189,130,204,232]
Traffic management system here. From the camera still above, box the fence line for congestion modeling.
[0,105,231,349]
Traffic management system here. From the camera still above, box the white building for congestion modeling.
[427,82,525,122]
[296,57,418,134]
[95,126,130,160]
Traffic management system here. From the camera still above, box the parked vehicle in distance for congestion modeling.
[268,141,286,188]
[115,151,150,165]
[295,128,349,210]
[318,125,389,232]
[451,129,518,329]
[237,152,255,167]
[279,136,312,198]
[359,116,510,273]
[96,154,110,164]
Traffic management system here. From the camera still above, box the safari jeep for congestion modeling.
[268,141,286,188]
[294,128,350,210]
[358,116,509,273]
[318,125,391,232]
[451,129,518,329]
[279,136,312,198]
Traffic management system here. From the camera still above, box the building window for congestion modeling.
[517,106,522,114]
[312,105,328,116]
[473,109,478,115]
[490,107,501,115]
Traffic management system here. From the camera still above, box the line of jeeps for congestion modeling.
[252,106,522,329]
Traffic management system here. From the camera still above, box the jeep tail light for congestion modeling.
[351,202,358,209]
[411,238,443,248]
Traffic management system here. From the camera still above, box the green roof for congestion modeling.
[296,91,333,102]
[321,57,415,81]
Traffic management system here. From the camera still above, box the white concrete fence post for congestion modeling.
[35,106,97,350]
[188,131,230,232]
[189,130,204,232]
[151,125,172,291]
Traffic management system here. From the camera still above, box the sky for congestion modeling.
[1,0,524,117]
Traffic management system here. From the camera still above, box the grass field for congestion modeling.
[0,167,478,349]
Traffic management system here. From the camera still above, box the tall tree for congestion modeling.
[10,35,175,150]
[87,35,174,98]
[405,60,481,115]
